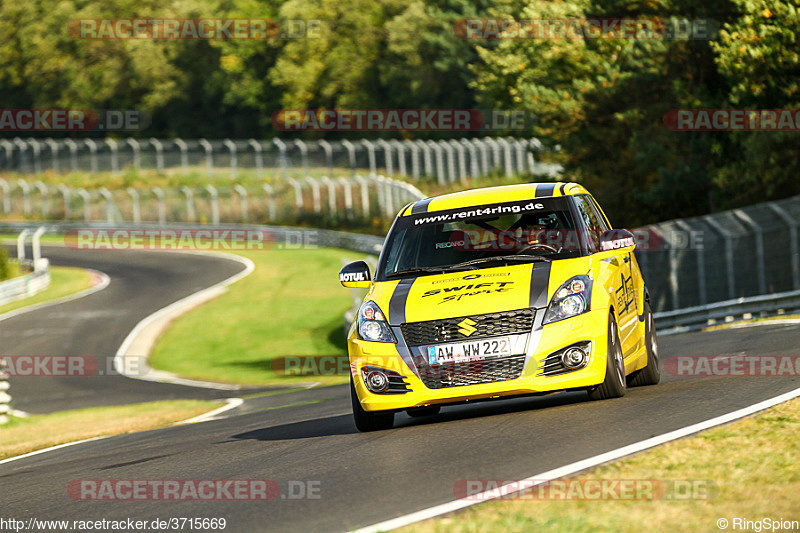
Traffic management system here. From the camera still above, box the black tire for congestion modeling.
[587,312,627,400]
[350,376,394,432]
[406,406,441,418]
[628,301,661,387]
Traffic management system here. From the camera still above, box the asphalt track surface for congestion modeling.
[1,245,257,413]
[1,247,799,531]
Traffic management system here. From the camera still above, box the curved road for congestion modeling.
[1,247,799,531]
[1,245,260,413]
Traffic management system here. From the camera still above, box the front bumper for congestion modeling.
[349,308,610,412]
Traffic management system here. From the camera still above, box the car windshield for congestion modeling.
[379,197,584,280]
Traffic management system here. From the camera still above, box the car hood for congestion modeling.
[371,263,555,325]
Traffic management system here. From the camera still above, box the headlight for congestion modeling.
[543,275,592,324]
[357,301,396,343]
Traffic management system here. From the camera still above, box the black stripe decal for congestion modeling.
[410,197,433,214]
[529,262,552,309]
[388,278,415,324]
[535,183,557,198]
[559,183,566,195]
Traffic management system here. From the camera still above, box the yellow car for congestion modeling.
[339,182,660,431]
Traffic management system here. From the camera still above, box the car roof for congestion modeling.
[401,182,589,216]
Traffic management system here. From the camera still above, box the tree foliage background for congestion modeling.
[0,0,798,226]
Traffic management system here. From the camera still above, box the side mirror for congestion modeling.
[599,229,636,251]
[339,261,371,288]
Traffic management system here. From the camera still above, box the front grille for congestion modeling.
[401,308,535,346]
[414,353,526,389]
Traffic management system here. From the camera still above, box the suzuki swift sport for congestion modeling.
[339,182,659,431]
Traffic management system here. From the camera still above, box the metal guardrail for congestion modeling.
[0,358,9,424]
[0,227,50,306]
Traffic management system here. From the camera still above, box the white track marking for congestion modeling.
[0,269,110,323]
[175,398,244,425]
[351,385,800,533]
[0,436,109,466]
[113,251,254,391]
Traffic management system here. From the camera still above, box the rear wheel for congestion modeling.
[588,312,626,400]
[628,301,661,387]
[406,406,441,418]
[351,376,394,432]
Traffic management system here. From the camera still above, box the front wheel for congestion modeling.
[351,376,394,432]
[588,312,627,401]
[628,301,661,387]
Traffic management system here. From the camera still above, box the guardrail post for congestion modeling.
[33,181,49,218]
[84,139,99,173]
[32,226,46,266]
[204,185,219,225]
[233,184,248,221]
[199,139,213,177]
[262,183,276,220]
[0,178,10,214]
[318,140,334,176]
[472,138,490,175]
[273,139,288,179]
[426,141,446,185]
[341,140,357,176]
[126,139,141,170]
[76,189,91,221]
[450,140,468,184]
[353,175,370,217]
[390,140,407,177]
[484,138,501,172]
[248,140,264,177]
[127,188,141,223]
[98,187,114,222]
[286,178,303,211]
[294,140,308,176]
[361,140,377,176]
[767,202,800,290]
[320,176,337,217]
[17,228,30,261]
[304,177,322,213]
[337,177,353,218]
[0,358,9,424]
[733,209,767,295]
[376,140,393,176]
[57,185,71,219]
[105,138,120,174]
[224,139,238,179]
[149,138,165,173]
[417,140,433,177]
[180,186,195,222]
[461,138,479,178]
[16,180,31,216]
[439,140,456,183]
[27,138,42,174]
[704,215,736,300]
[406,141,420,181]
[174,138,190,172]
[13,138,29,173]
[44,138,60,173]
[0,140,14,171]
[152,187,166,224]
[496,138,514,176]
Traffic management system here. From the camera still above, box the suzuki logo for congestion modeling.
[457,318,478,337]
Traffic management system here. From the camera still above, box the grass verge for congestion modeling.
[404,397,800,533]
[149,247,367,386]
[0,400,219,460]
[0,265,94,316]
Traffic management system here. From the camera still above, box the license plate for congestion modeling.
[426,337,512,365]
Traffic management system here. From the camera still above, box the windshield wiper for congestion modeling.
[448,254,552,269]
[385,266,463,279]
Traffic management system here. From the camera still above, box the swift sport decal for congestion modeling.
[421,281,516,304]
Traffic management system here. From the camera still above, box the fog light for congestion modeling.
[366,370,389,392]
[562,347,587,369]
